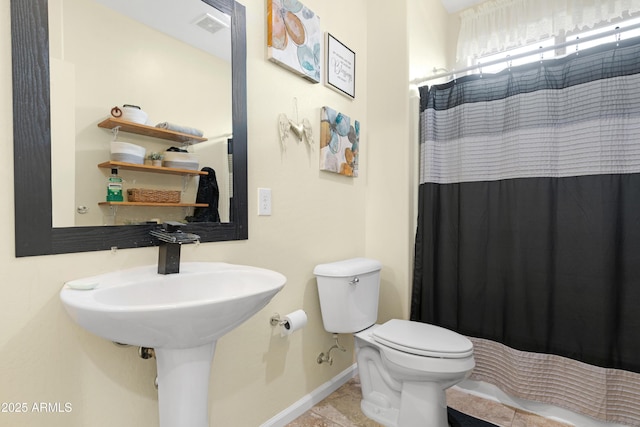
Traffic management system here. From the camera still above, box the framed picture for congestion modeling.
[326,33,355,98]
[320,106,360,177]
[267,0,322,83]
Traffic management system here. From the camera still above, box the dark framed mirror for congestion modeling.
[11,0,247,257]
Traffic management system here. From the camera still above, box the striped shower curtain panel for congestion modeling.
[412,38,640,424]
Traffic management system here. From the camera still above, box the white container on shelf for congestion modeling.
[162,151,199,170]
[110,141,146,164]
[110,104,149,125]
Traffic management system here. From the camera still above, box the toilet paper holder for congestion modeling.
[270,313,288,327]
[270,311,306,331]
[270,310,308,337]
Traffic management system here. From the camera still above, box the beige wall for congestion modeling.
[408,0,451,81]
[0,0,448,426]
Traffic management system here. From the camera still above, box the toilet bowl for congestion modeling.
[355,321,474,427]
[314,258,475,427]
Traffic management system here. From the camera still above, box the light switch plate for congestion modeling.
[258,188,272,216]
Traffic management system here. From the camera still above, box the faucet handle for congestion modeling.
[163,221,184,233]
[150,222,200,245]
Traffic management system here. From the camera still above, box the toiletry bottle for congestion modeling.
[106,168,124,202]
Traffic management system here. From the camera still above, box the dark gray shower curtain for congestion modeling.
[411,37,640,374]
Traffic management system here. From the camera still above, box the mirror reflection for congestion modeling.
[49,0,232,227]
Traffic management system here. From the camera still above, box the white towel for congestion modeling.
[156,122,204,138]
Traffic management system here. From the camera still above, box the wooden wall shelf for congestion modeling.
[98,117,207,144]
[97,119,209,212]
[99,202,208,208]
[98,161,206,176]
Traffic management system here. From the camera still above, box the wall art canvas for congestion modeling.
[267,0,322,83]
[320,106,360,177]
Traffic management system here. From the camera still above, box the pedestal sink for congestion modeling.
[60,262,286,427]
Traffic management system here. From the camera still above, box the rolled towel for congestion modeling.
[156,122,204,137]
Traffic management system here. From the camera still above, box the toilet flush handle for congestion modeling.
[349,277,359,285]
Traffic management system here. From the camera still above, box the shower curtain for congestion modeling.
[412,37,640,425]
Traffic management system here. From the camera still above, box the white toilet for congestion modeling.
[314,258,475,427]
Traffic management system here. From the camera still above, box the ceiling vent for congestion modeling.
[194,13,229,35]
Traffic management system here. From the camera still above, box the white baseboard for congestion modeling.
[260,364,358,427]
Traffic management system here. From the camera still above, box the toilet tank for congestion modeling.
[314,258,382,334]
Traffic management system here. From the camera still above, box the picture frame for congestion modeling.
[267,0,322,83]
[326,33,355,98]
[320,106,360,177]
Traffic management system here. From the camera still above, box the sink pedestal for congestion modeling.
[155,342,217,427]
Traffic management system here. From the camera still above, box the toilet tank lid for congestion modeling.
[313,258,382,277]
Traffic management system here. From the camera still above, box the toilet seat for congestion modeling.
[372,319,473,358]
[356,322,475,380]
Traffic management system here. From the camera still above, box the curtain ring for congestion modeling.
[507,54,512,72]
[539,46,544,64]
[575,36,580,55]
[615,26,621,46]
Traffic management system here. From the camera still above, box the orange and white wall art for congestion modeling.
[267,0,322,83]
[320,106,360,177]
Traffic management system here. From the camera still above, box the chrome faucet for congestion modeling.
[150,221,200,275]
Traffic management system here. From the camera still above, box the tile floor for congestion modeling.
[286,376,572,427]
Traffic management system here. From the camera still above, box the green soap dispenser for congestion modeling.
[106,168,124,202]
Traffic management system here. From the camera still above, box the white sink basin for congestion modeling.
[60,262,286,427]
[60,262,286,349]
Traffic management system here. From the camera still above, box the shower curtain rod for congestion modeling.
[412,21,640,86]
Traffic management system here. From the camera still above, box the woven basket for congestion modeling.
[127,188,181,203]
